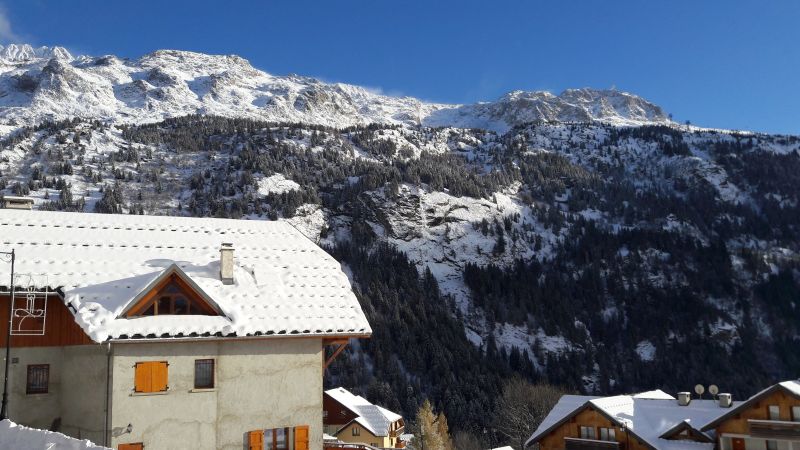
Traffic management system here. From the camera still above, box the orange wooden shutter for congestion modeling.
[134,363,151,393]
[152,361,168,392]
[248,430,264,450]
[119,443,144,450]
[294,426,309,450]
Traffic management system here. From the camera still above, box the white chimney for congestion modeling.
[219,243,234,285]
[677,392,692,406]
[718,393,733,408]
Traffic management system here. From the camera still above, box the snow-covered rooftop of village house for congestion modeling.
[0,209,371,342]
[526,393,738,450]
[326,387,403,437]
[0,419,109,449]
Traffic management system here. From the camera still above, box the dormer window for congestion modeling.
[135,281,212,316]
[121,266,224,319]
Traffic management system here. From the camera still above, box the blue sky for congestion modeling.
[2,0,799,134]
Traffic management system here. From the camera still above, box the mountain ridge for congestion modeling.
[0,43,671,131]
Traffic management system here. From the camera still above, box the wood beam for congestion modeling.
[324,341,349,370]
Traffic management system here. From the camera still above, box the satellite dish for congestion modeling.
[709,385,719,396]
[695,384,705,396]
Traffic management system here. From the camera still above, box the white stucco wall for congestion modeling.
[110,337,324,450]
[0,345,108,444]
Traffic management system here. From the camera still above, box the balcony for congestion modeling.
[748,419,800,440]
[565,437,620,450]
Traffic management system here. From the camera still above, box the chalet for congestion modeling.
[525,389,735,450]
[701,380,800,450]
[0,209,372,450]
[323,387,405,449]
[0,195,34,210]
[526,381,800,450]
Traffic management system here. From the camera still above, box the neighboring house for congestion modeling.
[525,389,736,450]
[0,195,34,210]
[701,380,800,450]
[323,387,405,448]
[0,209,371,450]
[526,381,800,450]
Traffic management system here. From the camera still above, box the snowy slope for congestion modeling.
[0,44,670,131]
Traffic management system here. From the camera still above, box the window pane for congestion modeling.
[265,429,273,450]
[276,428,287,450]
[792,406,800,422]
[157,296,172,314]
[768,405,780,420]
[608,429,616,441]
[174,297,189,315]
[766,441,777,450]
[600,429,608,440]
[194,359,214,389]
[26,365,49,394]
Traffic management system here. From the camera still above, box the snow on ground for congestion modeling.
[257,173,300,195]
[636,340,657,362]
[0,420,109,449]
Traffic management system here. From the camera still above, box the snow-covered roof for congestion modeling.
[526,393,737,450]
[701,379,800,431]
[0,209,371,342]
[325,387,403,437]
[0,419,109,449]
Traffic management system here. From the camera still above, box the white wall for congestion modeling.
[110,337,324,450]
[0,345,108,444]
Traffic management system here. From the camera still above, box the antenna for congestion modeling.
[709,385,719,397]
[694,384,705,398]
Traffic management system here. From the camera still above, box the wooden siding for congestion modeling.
[323,392,359,427]
[538,407,651,450]
[715,389,800,436]
[0,295,94,347]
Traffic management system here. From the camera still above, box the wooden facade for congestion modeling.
[323,392,359,429]
[705,387,800,445]
[537,406,652,450]
[0,294,94,347]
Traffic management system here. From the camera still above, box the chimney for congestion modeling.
[219,243,234,285]
[718,393,733,408]
[677,392,691,406]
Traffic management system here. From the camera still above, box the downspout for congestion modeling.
[104,341,112,447]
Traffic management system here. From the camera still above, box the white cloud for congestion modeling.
[0,4,21,44]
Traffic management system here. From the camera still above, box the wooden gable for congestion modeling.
[536,405,654,450]
[0,294,93,347]
[711,388,800,436]
[323,391,360,427]
[122,265,224,318]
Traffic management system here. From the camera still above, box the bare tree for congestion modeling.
[491,378,566,450]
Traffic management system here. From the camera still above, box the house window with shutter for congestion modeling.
[353,425,361,436]
[26,364,49,394]
[792,406,800,422]
[579,426,596,439]
[194,359,214,389]
[134,361,168,393]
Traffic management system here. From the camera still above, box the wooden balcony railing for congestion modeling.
[565,437,621,450]
[748,419,800,440]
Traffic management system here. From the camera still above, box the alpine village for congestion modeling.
[0,3,800,450]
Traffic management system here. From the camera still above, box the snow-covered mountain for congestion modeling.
[0,44,669,131]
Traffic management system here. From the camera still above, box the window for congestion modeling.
[134,361,168,393]
[792,406,800,422]
[257,428,290,450]
[353,426,361,436]
[766,441,777,450]
[599,428,616,441]
[194,359,214,389]
[127,276,217,318]
[580,426,596,439]
[768,405,780,420]
[26,364,49,394]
